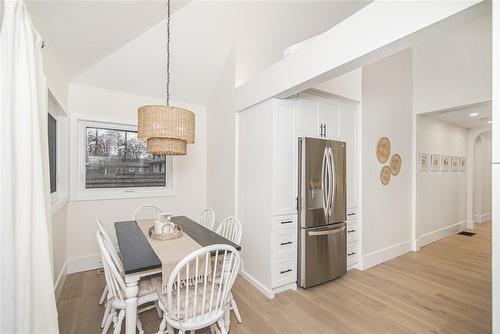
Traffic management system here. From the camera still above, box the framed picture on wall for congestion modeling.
[451,156,460,171]
[442,155,450,171]
[419,153,429,170]
[431,154,441,171]
[460,157,467,171]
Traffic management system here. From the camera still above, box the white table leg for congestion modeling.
[125,275,140,334]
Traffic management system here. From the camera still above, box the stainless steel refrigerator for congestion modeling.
[297,137,347,288]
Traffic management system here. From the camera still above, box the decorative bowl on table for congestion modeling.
[150,213,183,240]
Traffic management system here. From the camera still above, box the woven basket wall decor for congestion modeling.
[376,137,391,163]
[389,154,402,176]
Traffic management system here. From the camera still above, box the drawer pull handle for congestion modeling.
[348,213,356,216]
[280,220,294,225]
[280,269,293,274]
[347,230,356,233]
[280,241,293,246]
[348,252,356,256]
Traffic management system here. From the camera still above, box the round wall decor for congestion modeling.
[380,166,392,185]
[389,154,402,175]
[376,137,391,163]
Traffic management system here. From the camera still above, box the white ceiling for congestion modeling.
[424,101,492,129]
[26,1,190,79]
[27,1,369,105]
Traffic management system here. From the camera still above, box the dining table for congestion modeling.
[115,215,242,334]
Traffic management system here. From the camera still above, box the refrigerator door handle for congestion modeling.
[321,146,328,217]
[308,225,345,236]
[328,146,336,217]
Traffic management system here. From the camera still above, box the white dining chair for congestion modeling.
[199,208,216,230]
[134,205,163,220]
[97,230,162,334]
[215,217,242,324]
[156,244,241,334]
[96,218,124,329]
[96,218,161,330]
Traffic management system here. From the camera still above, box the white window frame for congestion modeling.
[72,118,175,201]
[48,90,69,214]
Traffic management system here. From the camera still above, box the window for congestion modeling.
[85,127,166,189]
[48,113,57,193]
[75,119,173,200]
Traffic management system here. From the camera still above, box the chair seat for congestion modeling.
[157,283,225,321]
[138,275,162,297]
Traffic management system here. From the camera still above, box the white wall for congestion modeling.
[361,49,413,268]
[206,51,237,224]
[66,84,207,271]
[312,68,362,102]
[473,132,492,222]
[413,12,492,114]
[416,116,468,245]
[52,206,68,296]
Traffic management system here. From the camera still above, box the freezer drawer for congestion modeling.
[298,223,347,288]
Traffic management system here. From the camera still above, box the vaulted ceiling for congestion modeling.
[27,1,369,105]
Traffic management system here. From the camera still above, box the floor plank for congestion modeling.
[57,222,491,333]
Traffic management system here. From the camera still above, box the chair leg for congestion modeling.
[217,319,228,334]
[157,317,167,334]
[101,301,111,328]
[102,309,115,334]
[136,317,144,334]
[155,300,163,318]
[99,285,108,305]
[166,324,175,334]
[231,296,242,324]
[113,310,125,334]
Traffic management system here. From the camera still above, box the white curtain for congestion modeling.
[0,1,59,333]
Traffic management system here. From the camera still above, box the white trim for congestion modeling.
[70,116,174,201]
[54,260,68,300]
[50,197,67,215]
[416,221,467,249]
[474,213,492,223]
[67,254,102,274]
[362,240,413,270]
[272,282,297,295]
[239,270,275,299]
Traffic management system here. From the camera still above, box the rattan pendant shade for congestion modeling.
[137,0,195,156]
[138,105,195,155]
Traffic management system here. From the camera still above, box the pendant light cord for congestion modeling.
[166,0,171,106]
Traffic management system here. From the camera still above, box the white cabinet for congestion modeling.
[273,100,297,215]
[238,93,360,297]
[346,208,360,269]
[296,92,340,139]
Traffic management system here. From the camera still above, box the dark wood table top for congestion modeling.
[115,216,242,274]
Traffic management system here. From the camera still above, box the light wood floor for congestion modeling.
[58,222,491,334]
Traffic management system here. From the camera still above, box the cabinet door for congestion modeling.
[318,100,340,139]
[297,95,319,138]
[339,104,357,208]
[273,100,297,215]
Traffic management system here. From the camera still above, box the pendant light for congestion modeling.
[138,0,195,155]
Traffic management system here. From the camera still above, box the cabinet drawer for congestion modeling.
[347,241,358,265]
[347,211,358,221]
[347,220,358,243]
[272,230,296,259]
[272,214,297,231]
[272,257,296,288]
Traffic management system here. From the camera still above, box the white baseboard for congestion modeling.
[54,259,68,300]
[67,254,102,274]
[416,221,467,248]
[362,240,412,270]
[474,213,491,224]
[273,282,297,295]
[240,270,275,299]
